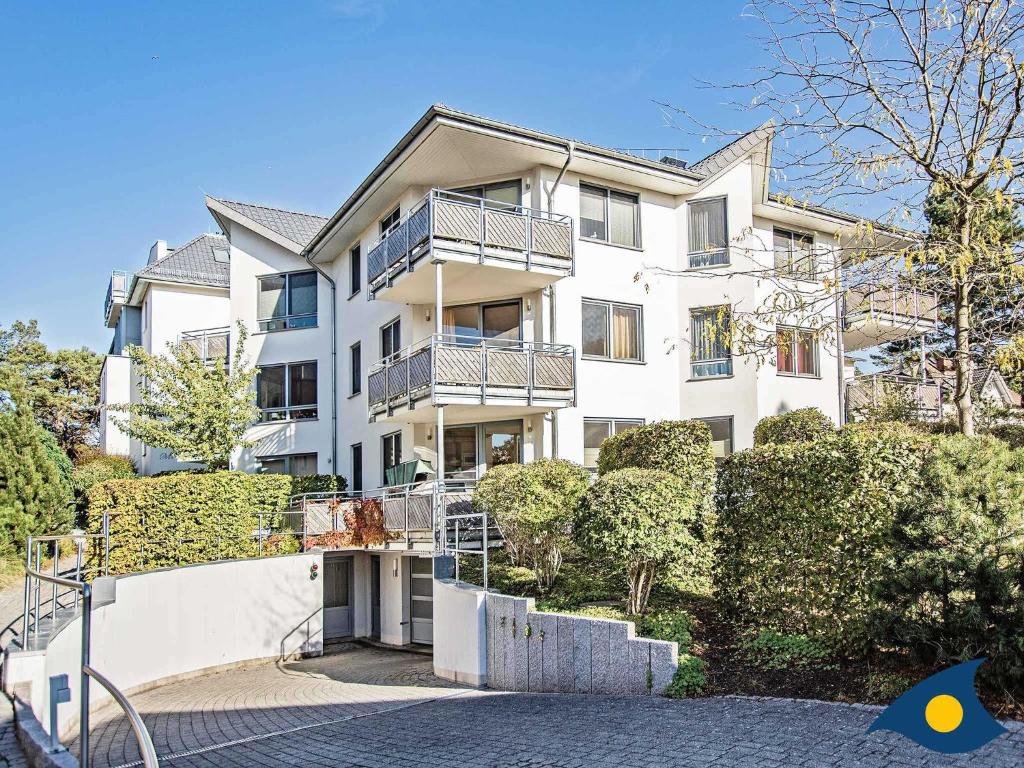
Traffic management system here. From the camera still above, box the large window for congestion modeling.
[443,420,523,481]
[257,453,317,477]
[583,418,644,470]
[349,245,361,296]
[774,228,816,278]
[580,183,640,248]
[257,271,317,331]
[380,318,401,361]
[442,301,521,345]
[688,198,729,268]
[582,299,642,361]
[382,431,402,485]
[690,306,733,378]
[257,361,318,421]
[696,416,733,462]
[776,327,819,377]
[350,342,361,395]
[449,179,521,210]
[350,443,363,493]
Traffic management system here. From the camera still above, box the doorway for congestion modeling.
[323,555,354,641]
[408,557,434,645]
[370,554,381,640]
[443,419,524,481]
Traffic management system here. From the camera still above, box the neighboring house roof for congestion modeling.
[687,121,775,180]
[207,198,328,250]
[133,233,230,288]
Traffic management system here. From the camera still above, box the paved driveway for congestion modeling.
[77,644,1022,768]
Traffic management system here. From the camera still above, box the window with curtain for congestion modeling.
[776,327,819,376]
[442,302,521,346]
[257,271,317,331]
[257,361,318,421]
[690,306,732,378]
[581,299,642,361]
[579,183,640,247]
[583,418,643,470]
[688,198,729,268]
[774,229,816,278]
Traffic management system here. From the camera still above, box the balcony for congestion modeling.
[104,270,131,327]
[843,284,938,351]
[367,189,574,304]
[846,374,943,421]
[367,334,576,423]
[178,327,230,365]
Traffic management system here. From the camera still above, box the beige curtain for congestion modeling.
[612,306,639,360]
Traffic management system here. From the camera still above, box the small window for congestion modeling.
[690,306,733,378]
[257,361,318,421]
[582,299,642,362]
[257,452,318,477]
[777,327,819,377]
[382,431,402,485]
[379,207,401,238]
[697,417,733,462]
[350,443,363,493]
[257,271,317,331]
[350,342,361,395]
[688,198,729,268]
[579,183,640,248]
[583,418,644,470]
[774,229,817,278]
[380,318,401,361]
[349,245,361,296]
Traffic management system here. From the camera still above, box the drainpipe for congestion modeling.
[545,141,574,459]
[303,253,339,474]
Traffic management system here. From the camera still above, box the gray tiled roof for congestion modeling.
[210,198,328,248]
[135,233,230,287]
[688,121,776,179]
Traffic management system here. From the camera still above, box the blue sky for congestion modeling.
[1,0,765,352]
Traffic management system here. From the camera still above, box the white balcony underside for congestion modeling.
[843,314,936,352]
[374,244,568,304]
[371,397,566,425]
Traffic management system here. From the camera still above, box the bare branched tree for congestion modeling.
[658,0,1024,434]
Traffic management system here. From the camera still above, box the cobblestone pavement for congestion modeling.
[75,644,1022,768]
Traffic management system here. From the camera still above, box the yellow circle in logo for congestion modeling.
[925,694,964,733]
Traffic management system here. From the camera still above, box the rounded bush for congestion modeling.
[753,407,834,446]
[72,454,136,498]
[597,419,715,487]
[575,468,700,614]
[984,423,1024,449]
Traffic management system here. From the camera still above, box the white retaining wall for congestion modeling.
[35,553,324,738]
[432,579,487,686]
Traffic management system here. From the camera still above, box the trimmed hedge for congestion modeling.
[984,423,1024,449]
[753,407,835,446]
[716,425,925,649]
[290,474,348,497]
[86,470,293,574]
[72,455,136,518]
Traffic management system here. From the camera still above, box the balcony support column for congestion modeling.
[434,259,445,335]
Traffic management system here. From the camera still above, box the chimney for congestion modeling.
[148,240,168,264]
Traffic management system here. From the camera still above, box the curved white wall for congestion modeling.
[35,552,324,737]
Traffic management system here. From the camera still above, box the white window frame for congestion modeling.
[773,228,818,279]
[776,326,820,378]
[381,431,402,485]
[583,417,645,470]
[257,270,318,332]
[350,443,363,493]
[350,342,361,396]
[581,298,644,363]
[257,361,318,422]
[688,196,729,268]
[579,182,641,249]
[349,245,361,297]
[690,305,733,379]
[256,452,318,476]
[380,317,401,361]
[379,207,401,238]
[696,416,733,462]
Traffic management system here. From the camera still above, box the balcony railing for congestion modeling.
[104,270,131,326]
[178,326,230,365]
[846,374,943,419]
[367,334,575,417]
[844,284,939,326]
[367,189,574,292]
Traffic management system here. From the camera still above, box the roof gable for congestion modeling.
[134,233,230,288]
[208,198,328,249]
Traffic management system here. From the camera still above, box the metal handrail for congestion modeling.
[24,565,159,767]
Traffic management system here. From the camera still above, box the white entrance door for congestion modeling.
[408,557,434,645]
[324,556,353,640]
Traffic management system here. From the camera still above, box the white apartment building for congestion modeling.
[101,105,937,485]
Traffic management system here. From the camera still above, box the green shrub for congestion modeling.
[873,434,1024,693]
[556,605,629,622]
[717,426,924,649]
[664,654,706,698]
[576,469,702,614]
[866,671,914,702]
[290,474,348,497]
[984,423,1024,449]
[637,609,694,652]
[739,630,834,670]
[753,407,835,446]
[71,455,136,518]
[475,459,588,590]
[37,427,73,501]
[86,470,293,574]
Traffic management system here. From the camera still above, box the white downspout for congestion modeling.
[303,253,339,475]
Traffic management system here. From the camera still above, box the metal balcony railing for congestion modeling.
[104,270,131,325]
[367,189,574,292]
[843,284,939,326]
[846,374,943,419]
[178,327,230,364]
[367,334,576,417]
